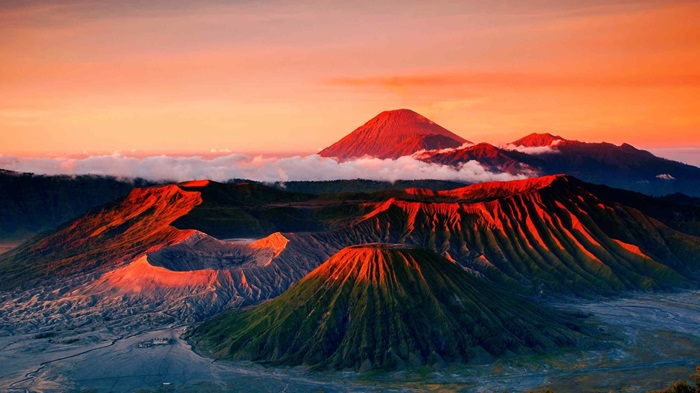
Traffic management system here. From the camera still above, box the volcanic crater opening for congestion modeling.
[147,231,289,272]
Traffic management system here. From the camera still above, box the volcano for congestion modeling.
[319,109,469,160]
[190,244,575,370]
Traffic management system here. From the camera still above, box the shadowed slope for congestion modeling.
[0,184,202,289]
[507,134,700,196]
[190,244,576,370]
[319,109,468,160]
[413,131,700,196]
[172,181,323,238]
[0,169,137,241]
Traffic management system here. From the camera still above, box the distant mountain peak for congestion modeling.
[319,109,469,160]
[511,133,567,147]
[619,142,639,151]
[465,142,501,154]
[371,108,437,127]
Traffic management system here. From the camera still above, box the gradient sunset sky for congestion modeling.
[1,0,699,157]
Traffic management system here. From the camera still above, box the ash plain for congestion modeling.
[1,290,699,393]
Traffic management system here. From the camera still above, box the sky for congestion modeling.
[1,0,699,160]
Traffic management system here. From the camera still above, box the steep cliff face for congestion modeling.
[190,245,576,370]
[319,109,468,160]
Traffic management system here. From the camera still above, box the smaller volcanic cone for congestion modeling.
[190,244,576,370]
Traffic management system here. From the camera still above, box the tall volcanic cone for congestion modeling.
[190,244,576,370]
[319,109,469,160]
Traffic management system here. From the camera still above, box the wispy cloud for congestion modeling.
[326,71,700,91]
[656,173,675,180]
[502,140,562,155]
[411,143,475,159]
[0,153,527,183]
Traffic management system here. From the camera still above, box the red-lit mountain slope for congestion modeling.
[510,133,566,147]
[0,184,202,287]
[0,180,341,331]
[417,142,541,174]
[319,109,469,160]
[307,175,700,294]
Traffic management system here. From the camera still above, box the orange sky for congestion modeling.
[1,0,699,156]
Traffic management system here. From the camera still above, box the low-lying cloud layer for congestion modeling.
[501,140,562,155]
[0,153,528,184]
[411,143,475,159]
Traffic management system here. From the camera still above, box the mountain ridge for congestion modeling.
[2,174,699,295]
[317,109,700,196]
[2,174,699,336]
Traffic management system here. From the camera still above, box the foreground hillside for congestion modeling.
[190,244,576,370]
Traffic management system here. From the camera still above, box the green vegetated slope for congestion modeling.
[190,244,577,371]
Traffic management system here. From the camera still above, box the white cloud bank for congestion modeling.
[501,139,562,155]
[0,153,528,183]
[411,142,475,159]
